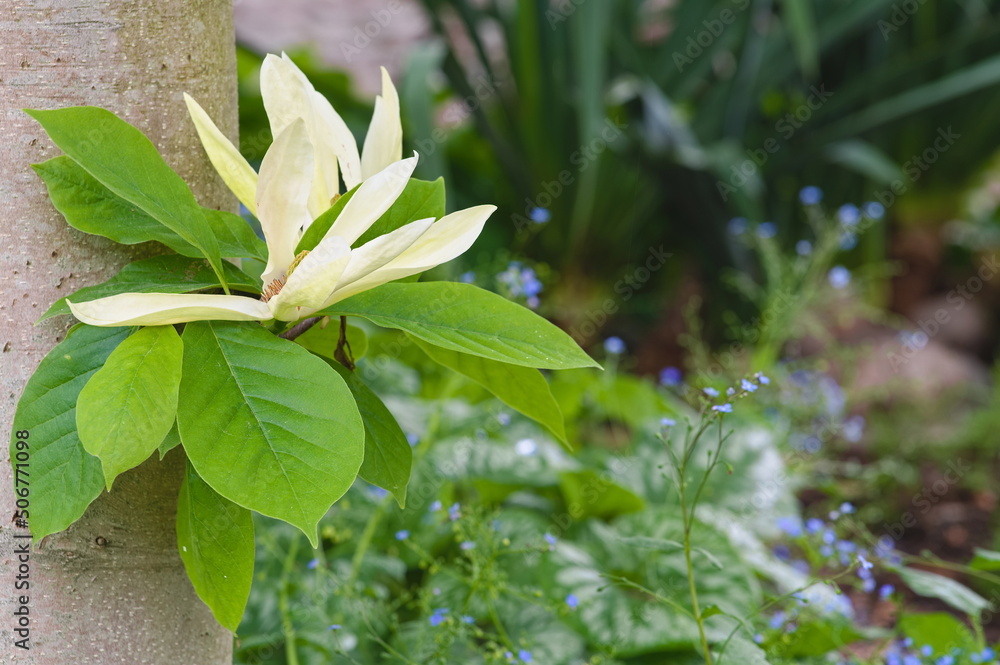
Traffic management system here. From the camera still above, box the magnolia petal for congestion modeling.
[268,236,352,321]
[360,67,403,180]
[67,293,271,327]
[322,155,417,248]
[334,217,434,290]
[324,205,495,306]
[260,53,314,138]
[183,94,259,217]
[310,90,363,191]
[257,119,314,285]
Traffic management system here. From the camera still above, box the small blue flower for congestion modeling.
[712,404,733,413]
[863,201,885,219]
[741,378,758,393]
[703,387,720,398]
[805,518,824,534]
[777,517,802,537]
[459,271,476,284]
[857,553,874,571]
[429,608,450,626]
[395,530,409,541]
[518,649,533,663]
[659,366,683,386]
[828,265,851,289]
[799,186,823,206]
[448,503,461,521]
[753,633,764,644]
[838,204,860,226]
[839,232,858,251]
[429,500,442,512]
[839,502,855,514]
[796,239,813,256]
[757,373,770,385]
[768,610,786,629]
[529,207,551,223]
[604,336,626,355]
[660,417,677,427]
[726,386,736,396]
[565,594,579,609]
[879,584,895,600]
[406,433,420,447]
[544,533,558,546]
[937,656,955,665]
[460,615,475,624]
[307,558,319,570]
[460,540,476,551]
[497,412,511,426]
[328,624,342,630]
[922,645,934,657]
[757,222,777,239]
[728,217,748,236]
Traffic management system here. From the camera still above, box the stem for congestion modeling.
[279,316,321,340]
[334,315,355,370]
[279,536,301,665]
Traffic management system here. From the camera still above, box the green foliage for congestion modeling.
[323,281,600,370]
[76,325,183,489]
[896,567,991,617]
[26,108,229,287]
[329,361,412,508]
[176,461,256,632]
[177,321,365,546]
[9,325,131,541]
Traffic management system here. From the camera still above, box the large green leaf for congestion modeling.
[32,155,266,261]
[898,612,976,656]
[321,282,599,370]
[41,255,261,321]
[176,461,255,632]
[27,107,230,288]
[10,325,131,541]
[898,567,990,617]
[76,326,183,489]
[410,336,568,446]
[328,362,411,507]
[176,321,364,545]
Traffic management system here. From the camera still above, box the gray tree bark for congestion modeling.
[0,1,238,663]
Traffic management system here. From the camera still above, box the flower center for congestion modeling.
[261,275,286,302]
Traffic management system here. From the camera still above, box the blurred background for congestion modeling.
[229,1,1000,663]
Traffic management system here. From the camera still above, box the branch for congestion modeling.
[278,316,321,340]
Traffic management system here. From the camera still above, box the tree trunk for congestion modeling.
[1,1,238,662]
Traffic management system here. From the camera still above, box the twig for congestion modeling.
[279,316,321,340]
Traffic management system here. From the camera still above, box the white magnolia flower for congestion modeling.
[68,103,494,327]
[182,52,401,222]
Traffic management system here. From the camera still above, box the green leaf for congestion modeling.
[898,612,976,656]
[176,461,255,632]
[411,336,568,446]
[970,548,1000,572]
[557,470,645,519]
[778,0,818,79]
[327,362,411,507]
[293,318,368,361]
[32,156,266,261]
[176,321,364,545]
[158,425,181,459]
[76,326,183,489]
[10,325,131,541]
[41,255,262,321]
[898,567,990,617]
[295,183,360,253]
[717,633,771,665]
[321,282,599,370]
[354,177,445,247]
[26,107,229,289]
